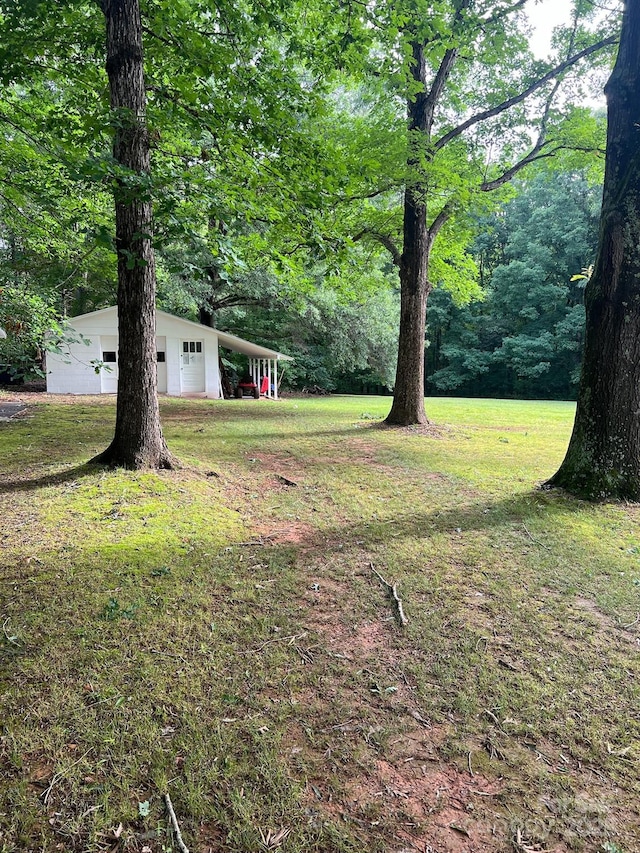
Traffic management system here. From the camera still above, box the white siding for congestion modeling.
[205,334,220,398]
[47,336,102,394]
[45,306,287,398]
[156,335,167,393]
[99,335,118,393]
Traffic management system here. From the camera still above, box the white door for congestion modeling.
[181,340,205,393]
[100,335,118,393]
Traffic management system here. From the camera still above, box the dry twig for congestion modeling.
[164,792,190,853]
[2,617,20,646]
[371,563,408,626]
[41,750,91,805]
[522,524,551,551]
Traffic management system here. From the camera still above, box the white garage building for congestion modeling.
[46,306,292,399]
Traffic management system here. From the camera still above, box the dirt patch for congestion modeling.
[196,822,227,853]
[261,520,316,545]
[572,596,612,629]
[280,565,508,850]
[298,573,402,659]
[368,421,452,439]
[304,754,506,853]
[571,596,639,648]
[0,391,110,406]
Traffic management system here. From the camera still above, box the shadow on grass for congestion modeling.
[0,463,103,494]
[310,490,579,551]
[160,402,296,422]
[190,427,387,441]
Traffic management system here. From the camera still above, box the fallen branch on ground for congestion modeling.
[522,523,551,551]
[164,792,190,853]
[231,536,274,547]
[371,563,408,626]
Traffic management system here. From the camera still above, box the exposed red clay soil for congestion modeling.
[281,565,521,851]
[295,711,530,853]
[270,548,627,853]
[261,520,316,545]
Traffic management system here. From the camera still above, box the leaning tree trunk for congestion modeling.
[385,185,430,425]
[92,0,173,469]
[546,0,640,499]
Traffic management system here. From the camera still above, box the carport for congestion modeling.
[216,330,293,400]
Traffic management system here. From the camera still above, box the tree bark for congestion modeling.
[385,41,433,426]
[92,0,173,469]
[546,0,640,499]
[385,185,430,425]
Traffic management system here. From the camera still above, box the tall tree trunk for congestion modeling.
[546,0,640,499]
[385,185,430,425]
[93,0,173,469]
[385,41,432,426]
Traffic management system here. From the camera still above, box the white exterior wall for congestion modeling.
[46,307,286,398]
[165,337,182,396]
[47,333,102,395]
[156,335,167,393]
[205,333,220,398]
[156,315,217,398]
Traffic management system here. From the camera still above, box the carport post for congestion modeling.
[273,360,278,400]
[267,359,272,399]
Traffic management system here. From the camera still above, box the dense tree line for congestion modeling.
[425,171,601,400]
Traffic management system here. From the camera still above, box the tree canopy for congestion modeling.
[0,0,623,434]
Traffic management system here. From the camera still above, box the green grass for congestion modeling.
[1,393,639,853]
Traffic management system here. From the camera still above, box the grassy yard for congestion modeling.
[0,393,638,853]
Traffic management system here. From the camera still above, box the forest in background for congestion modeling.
[0,1,612,399]
[0,162,604,399]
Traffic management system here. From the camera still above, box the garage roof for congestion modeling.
[66,306,293,361]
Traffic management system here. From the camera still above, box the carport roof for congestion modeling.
[215,328,293,361]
